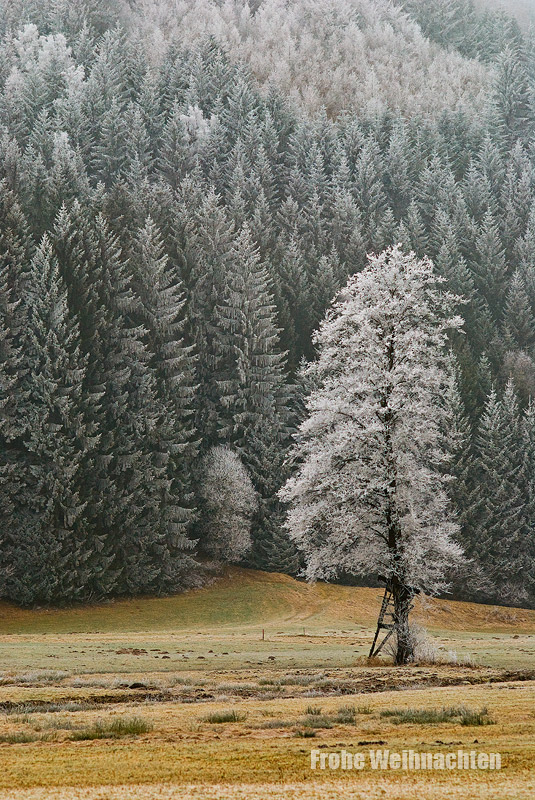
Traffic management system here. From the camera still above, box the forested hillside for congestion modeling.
[0,0,534,607]
[476,0,534,28]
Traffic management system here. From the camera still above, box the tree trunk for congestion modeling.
[382,330,414,665]
[391,576,414,665]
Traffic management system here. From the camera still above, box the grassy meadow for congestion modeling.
[0,568,534,799]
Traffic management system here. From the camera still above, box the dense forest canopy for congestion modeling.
[476,0,534,28]
[0,0,534,607]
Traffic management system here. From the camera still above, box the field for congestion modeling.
[0,568,534,799]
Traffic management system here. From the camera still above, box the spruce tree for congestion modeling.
[502,271,535,352]
[213,225,296,571]
[520,402,535,603]
[178,184,236,445]
[1,236,97,605]
[491,46,534,149]
[130,217,199,581]
[473,382,530,604]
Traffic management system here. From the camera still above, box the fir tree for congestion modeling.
[491,46,534,149]
[130,217,199,575]
[214,225,296,572]
[473,382,530,604]
[502,271,535,352]
[1,236,98,605]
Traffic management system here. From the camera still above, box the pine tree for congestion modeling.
[53,207,196,597]
[273,235,312,370]
[0,186,33,600]
[353,136,387,248]
[470,211,508,319]
[51,202,120,598]
[159,101,207,189]
[86,213,190,596]
[0,183,32,441]
[442,358,492,597]
[214,225,289,467]
[444,360,476,543]
[92,97,129,184]
[396,201,429,258]
[385,122,413,217]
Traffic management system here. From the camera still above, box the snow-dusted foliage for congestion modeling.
[135,0,491,118]
[1,0,535,607]
[281,247,464,595]
[198,445,258,562]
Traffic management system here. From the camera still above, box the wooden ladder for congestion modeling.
[368,584,396,658]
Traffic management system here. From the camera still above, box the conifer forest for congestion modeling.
[1,0,535,610]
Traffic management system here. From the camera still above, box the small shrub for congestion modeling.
[278,674,322,686]
[315,678,345,690]
[459,707,495,726]
[71,677,122,689]
[380,707,455,724]
[335,705,357,723]
[71,716,152,740]
[304,706,323,716]
[12,671,71,685]
[257,719,294,729]
[10,715,31,725]
[0,732,42,744]
[380,706,494,726]
[35,718,75,731]
[301,714,333,729]
[216,682,256,694]
[3,701,93,715]
[168,675,195,687]
[295,728,316,737]
[202,710,247,724]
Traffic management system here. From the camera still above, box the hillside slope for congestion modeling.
[1,568,534,636]
[136,0,491,117]
[477,0,534,26]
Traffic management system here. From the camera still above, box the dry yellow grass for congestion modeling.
[1,569,534,675]
[1,568,534,636]
[1,570,534,799]
[0,681,532,797]
[0,778,534,800]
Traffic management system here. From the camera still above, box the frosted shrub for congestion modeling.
[198,446,258,562]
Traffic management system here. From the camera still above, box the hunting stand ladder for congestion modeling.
[368,577,419,658]
[368,580,395,658]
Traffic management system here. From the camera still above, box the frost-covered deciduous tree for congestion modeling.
[281,246,464,663]
[197,445,257,562]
